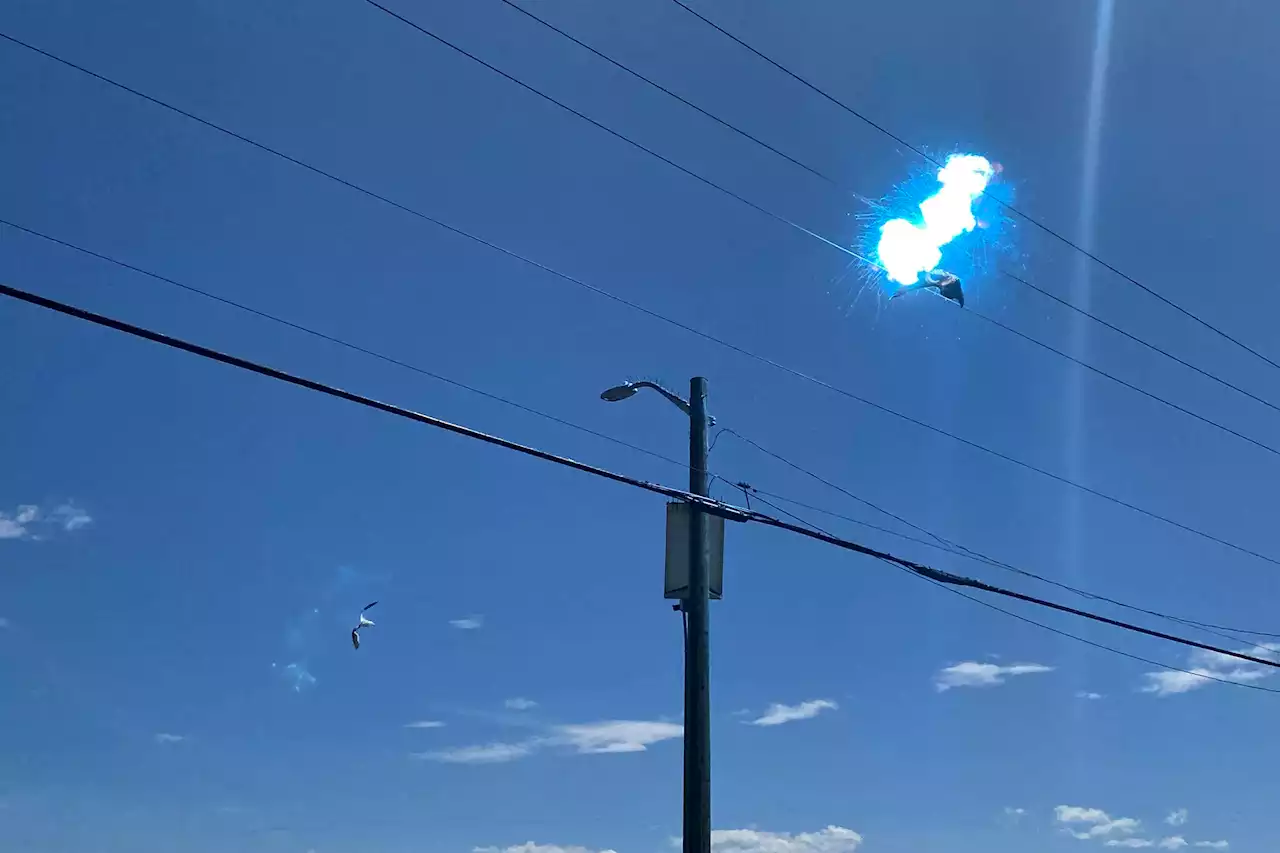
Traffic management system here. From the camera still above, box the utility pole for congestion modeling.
[684,376,711,853]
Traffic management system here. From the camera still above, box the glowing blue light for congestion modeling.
[876,154,995,286]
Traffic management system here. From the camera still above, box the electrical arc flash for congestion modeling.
[876,154,996,286]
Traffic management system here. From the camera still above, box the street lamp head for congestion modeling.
[600,382,639,402]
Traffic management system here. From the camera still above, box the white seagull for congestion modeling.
[351,601,378,650]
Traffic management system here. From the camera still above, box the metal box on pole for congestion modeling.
[664,501,724,600]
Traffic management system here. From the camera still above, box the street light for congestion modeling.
[600,377,712,853]
[600,380,716,425]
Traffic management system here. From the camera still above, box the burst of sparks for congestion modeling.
[876,154,995,286]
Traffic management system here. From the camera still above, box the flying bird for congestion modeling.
[351,601,378,650]
[890,269,965,307]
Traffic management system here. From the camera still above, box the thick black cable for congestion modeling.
[753,487,1277,646]
[0,282,745,521]
[4,30,1278,568]
[499,0,1280,418]
[723,429,1275,646]
[749,493,1280,695]
[0,218,688,472]
[5,281,1276,675]
[664,0,1280,374]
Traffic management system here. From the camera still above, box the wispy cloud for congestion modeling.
[702,826,862,853]
[450,616,484,630]
[1166,810,1188,827]
[417,741,537,765]
[0,503,91,540]
[1158,838,1188,850]
[50,503,92,531]
[1055,805,1141,840]
[1076,691,1104,700]
[935,661,1053,691]
[505,698,538,711]
[554,720,682,754]
[404,720,446,729]
[1004,807,1027,821]
[0,618,9,630]
[1193,842,1228,849]
[154,733,186,744]
[1105,841,1152,848]
[1141,645,1279,696]
[417,719,682,765]
[745,699,838,727]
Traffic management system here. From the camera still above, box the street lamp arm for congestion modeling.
[630,381,693,417]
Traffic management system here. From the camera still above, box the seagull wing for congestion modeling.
[362,601,378,612]
[351,629,361,650]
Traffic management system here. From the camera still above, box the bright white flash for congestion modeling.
[877,154,994,286]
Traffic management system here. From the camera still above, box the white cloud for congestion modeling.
[0,502,92,540]
[1193,843,1228,850]
[1158,838,1188,850]
[935,661,1053,691]
[1076,691,1104,700]
[746,700,838,727]
[0,505,39,539]
[450,616,484,630]
[553,720,682,754]
[1105,841,1152,848]
[476,845,616,853]
[1056,805,1141,840]
[50,503,92,531]
[1166,810,1188,827]
[1141,645,1279,696]
[505,698,538,711]
[417,719,681,765]
[708,826,862,853]
[1004,807,1026,818]
[154,733,186,744]
[404,720,446,729]
[416,741,537,764]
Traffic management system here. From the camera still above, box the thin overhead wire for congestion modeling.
[497,0,1280,418]
[664,0,1280,374]
[359,0,871,264]
[749,493,1280,695]
[360,2,1280,459]
[5,280,1277,678]
[5,28,1278,568]
[0,218,688,473]
[721,430,1276,647]
[343,13,1280,527]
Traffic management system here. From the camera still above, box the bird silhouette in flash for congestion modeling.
[890,269,965,307]
[351,601,378,650]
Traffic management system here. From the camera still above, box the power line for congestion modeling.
[361,1,1280,459]
[5,280,1277,677]
[495,0,1280,420]
[0,281,734,517]
[748,492,1280,695]
[664,0,1280,375]
[5,29,1278,569]
[0,218,689,473]
[359,0,870,264]
[720,430,1276,648]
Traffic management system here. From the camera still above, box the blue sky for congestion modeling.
[3,0,1280,851]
